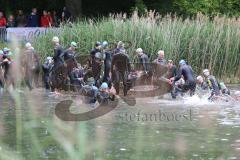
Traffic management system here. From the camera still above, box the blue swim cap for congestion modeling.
[3,48,10,52]
[102,41,108,47]
[100,82,108,89]
[179,59,186,65]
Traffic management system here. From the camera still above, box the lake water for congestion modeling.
[0,85,240,160]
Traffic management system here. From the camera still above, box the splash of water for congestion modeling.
[183,95,213,106]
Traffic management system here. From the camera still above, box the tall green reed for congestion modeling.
[33,11,240,83]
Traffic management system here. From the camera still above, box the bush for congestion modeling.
[130,0,147,16]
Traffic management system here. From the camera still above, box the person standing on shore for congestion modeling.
[61,7,71,23]
[26,8,39,27]
[7,15,16,27]
[15,10,26,27]
[41,10,52,27]
[0,12,7,27]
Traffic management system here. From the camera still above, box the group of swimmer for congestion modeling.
[0,36,239,105]
[134,48,231,101]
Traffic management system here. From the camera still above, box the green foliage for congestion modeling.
[173,0,240,17]
[143,0,174,14]
[131,0,147,16]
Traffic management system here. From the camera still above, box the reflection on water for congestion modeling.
[0,86,240,159]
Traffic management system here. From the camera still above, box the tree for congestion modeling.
[66,0,82,18]
[143,0,174,14]
[131,0,147,15]
[173,0,240,17]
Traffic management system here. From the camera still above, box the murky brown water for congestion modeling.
[0,85,240,159]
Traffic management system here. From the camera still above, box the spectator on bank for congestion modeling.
[7,15,16,27]
[16,10,26,27]
[47,11,53,25]
[61,7,71,23]
[52,11,59,27]
[26,8,39,27]
[0,12,7,27]
[41,10,52,27]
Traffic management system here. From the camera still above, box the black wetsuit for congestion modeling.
[195,81,209,96]
[89,48,102,84]
[51,44,65,90]
[1,54,11,81]
[111,52,131,96]
[81,84,98,105]
[153,58,167,65]
[42,62,53,90]
[96,91,115,105]
[138,53,151,74]
[206,75,220,98]
[174,64,196,96]
[200,82,208,90]
[113,47,125,55]
[0,57,3,88]
[138,53,152,84]
[32,51,41,87]
[166,65,177,79]
[62,49,78,74]
[90,48,101,58]
[220,83,230,95]
[53,45,64,64]
[152,58,167,79]
[92,57,102,84]
[0,81,3,89]
[165,65,178,99]
[53,44,64,73]
[62,49,75,59]
[103,50,112,83]
[69,68,84,91]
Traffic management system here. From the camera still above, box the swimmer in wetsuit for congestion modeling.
[170,59,196,96]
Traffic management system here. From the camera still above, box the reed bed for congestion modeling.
[26,11,240,82]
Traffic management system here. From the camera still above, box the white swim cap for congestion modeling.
[136,48,143,53]
[203,69,210,76]
[203,69,209,74]
[46,56,53,61]
[196,76,203,81]
[52,36,59,43]
[25,42,32,49]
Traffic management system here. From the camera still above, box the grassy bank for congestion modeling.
[2,11,240,83]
